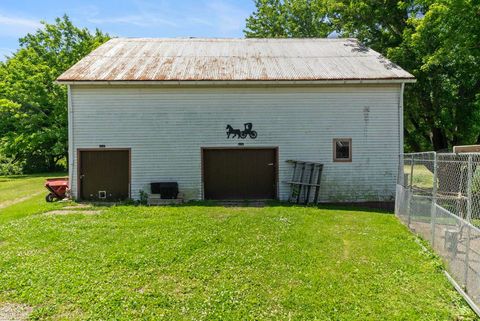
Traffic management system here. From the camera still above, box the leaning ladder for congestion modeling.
[285,160,324,204]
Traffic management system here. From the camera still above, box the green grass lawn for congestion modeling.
[404,164,435,190]
[0,173,67,223]
[0,198,476,319]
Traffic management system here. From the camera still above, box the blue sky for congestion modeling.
[0,0,255,60]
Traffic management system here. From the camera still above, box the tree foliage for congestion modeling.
[0,15,109,173]
[245,0,480,151]
[245,0,332,37]
[389,0,480,151]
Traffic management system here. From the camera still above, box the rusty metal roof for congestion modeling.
[57,38,415,83]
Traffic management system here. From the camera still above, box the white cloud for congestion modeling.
[186,17,215,28]
[0,13,42,37]
[205,1,250,35]
[89,15,177,28]
[86,1,177,28]
[76,0,252,37]
[0,14,41,29]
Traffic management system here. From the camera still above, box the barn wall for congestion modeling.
[69,84,401,202]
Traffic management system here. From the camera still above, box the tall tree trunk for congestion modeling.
[47,155,57,172]
[431,127,448,151]
[404,129,422,151]
[404,112,431,151]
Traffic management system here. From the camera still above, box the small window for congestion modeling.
[333,138,352,162]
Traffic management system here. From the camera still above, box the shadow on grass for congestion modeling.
[0,172,67,182]
[79,199,394,215]
[167,200,393,214]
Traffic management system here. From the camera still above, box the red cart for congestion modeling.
[45,178,69,202]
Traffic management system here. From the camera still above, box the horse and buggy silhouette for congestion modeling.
[226,123,258,139]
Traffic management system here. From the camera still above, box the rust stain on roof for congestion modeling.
[57,38,415,82]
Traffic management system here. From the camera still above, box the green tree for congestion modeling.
[0,15,109,172]
[245,0,332,38]
[389,0,480,151]
[245,0,420,51]
[244,0,480,151]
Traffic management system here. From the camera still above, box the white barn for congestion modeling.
[57,38,414,203]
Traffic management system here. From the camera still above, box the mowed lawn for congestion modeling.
[0,176,476,320]
[0,173,67,224]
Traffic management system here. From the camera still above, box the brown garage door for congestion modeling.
[79,150,129,201]
[203,148,276,200]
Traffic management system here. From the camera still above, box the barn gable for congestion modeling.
[58,38,413,203]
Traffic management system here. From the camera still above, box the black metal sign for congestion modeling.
[226,123,258,139]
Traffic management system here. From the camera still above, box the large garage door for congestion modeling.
[203,148,276,200]
[79,150,129,201]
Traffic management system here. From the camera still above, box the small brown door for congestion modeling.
[203,148,276,200]
[79,150,129,201]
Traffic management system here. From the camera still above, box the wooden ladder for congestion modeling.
[285,160,324,204]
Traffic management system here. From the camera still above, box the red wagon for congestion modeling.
[45,178,69,202]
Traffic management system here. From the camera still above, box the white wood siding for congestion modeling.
[69,85,401,202]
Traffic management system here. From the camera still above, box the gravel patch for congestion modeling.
[0,303,32,321]
[62,204,93,210]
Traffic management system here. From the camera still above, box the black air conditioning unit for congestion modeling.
[150,182,179,199]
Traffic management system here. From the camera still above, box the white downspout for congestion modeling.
[399,83,405,185]
[67,85,74,198]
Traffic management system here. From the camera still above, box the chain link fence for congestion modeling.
[396,152,480,312]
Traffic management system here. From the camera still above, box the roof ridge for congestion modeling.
[109,37,358,42]
[57,37,415,82]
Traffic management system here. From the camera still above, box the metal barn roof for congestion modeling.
[57,38,415,83]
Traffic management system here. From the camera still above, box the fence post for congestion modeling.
[464,155,473,286]
[399,153,405,187]
[396,153,403,215]
[407,154,415,227]
[430,152,438,246]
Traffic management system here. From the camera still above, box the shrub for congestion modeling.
[0,154,23,175]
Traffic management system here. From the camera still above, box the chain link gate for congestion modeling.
[396,152,480,314]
